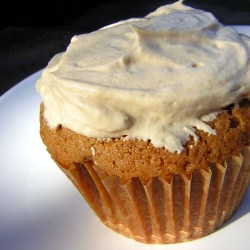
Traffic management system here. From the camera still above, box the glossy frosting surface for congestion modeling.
[36,1,250,152]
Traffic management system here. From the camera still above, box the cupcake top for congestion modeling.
[36,0,250,153]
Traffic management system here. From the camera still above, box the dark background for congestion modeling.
[1,0,250,96]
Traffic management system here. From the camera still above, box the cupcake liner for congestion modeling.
[56,146,250,244]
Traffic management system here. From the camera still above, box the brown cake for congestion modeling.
[39,101,250,243]
[36,1,250,244]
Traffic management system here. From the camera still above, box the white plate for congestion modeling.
[0,26,250,250]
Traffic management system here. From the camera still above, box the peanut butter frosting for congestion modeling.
[36,0,250,153]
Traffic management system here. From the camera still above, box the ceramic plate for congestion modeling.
[0,26,250,250]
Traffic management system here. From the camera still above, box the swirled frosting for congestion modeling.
[36,0,250,153]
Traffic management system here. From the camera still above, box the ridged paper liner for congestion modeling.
[56,146,250,244]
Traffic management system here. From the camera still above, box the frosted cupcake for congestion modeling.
[36,1,250,244]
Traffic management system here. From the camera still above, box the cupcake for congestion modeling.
[36,0,250,244]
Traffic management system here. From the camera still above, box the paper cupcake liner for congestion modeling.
[56,146,250,244]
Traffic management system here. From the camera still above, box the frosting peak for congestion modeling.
[36,1,250,153]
